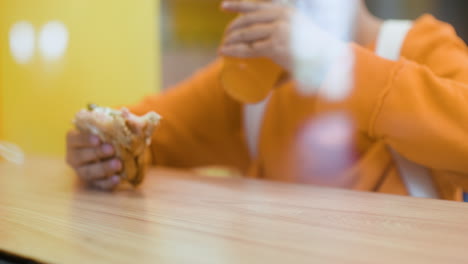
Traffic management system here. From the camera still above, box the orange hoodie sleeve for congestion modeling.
[321,15,468,174]
[127,60,250,171]
[402,15,468,83]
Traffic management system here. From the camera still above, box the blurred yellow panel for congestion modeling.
[170,0,233,46]
[0,0,160,156]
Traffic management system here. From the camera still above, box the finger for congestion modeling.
[224,24,274,45]
[226,9,281,34]
[73,144,115,166]
[221,1,271,13]
[251,38,272,53]
[220,37,273,58]
[220,43,256,58]
[76,159,122,182]
[67,130,100,148]
[92,175,121,191]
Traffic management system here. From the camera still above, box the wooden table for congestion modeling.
[1,156,468,264]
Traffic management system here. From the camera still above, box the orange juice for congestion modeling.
[221,0,284,104]
[221,57,283,103]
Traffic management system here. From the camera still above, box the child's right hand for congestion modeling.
[66,130,123,191]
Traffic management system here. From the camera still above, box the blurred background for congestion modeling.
[1,0,467,157]
[0,0,159,156]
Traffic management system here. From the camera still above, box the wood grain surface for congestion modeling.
[1,156,468,264]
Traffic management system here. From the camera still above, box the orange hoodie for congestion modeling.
[129,15,468,201]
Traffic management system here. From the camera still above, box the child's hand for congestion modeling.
[220,1,296,72]
[220,0,351,92]
[66,130,122,191]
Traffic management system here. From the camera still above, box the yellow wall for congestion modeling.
[170,0,233,46]
[0,0,160,156]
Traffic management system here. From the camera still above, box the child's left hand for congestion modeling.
[220,1,296,72]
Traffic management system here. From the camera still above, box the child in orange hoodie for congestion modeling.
[66,0,468,201]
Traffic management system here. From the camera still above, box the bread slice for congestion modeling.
[74,104,161,186]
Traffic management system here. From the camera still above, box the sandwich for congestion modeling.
[74,104,161,187]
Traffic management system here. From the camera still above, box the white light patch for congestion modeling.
[319,47,354,101]
[297,0,359,42]
[291,0,358,101]
[9,21,35,64]
[39,21,69,61]
[0,141,25,165]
